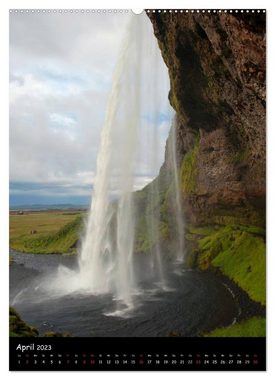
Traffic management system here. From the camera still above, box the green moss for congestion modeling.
[10,216,83,254]
[195,225,266,305]
[159,222,170,240]
[170,81,182,114]
[134,215,170,255]
[187,225,219,236]
[230,148,249,164]
[134,213,155,254]
[212,231,265,305]
[44,331,71,337]
[180,138,199,195]
[9,307,38,337]
[134,170,173,255]
[204,317,266,337]
[185,233,197,242]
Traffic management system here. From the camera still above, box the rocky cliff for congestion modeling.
[134,11,266,306]
[148,11,266,227]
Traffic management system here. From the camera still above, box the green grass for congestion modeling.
[10,211,85,254]
[10,210,84,239]
[196,225,266,305]
[204,317,266,337]
[9,307,38,337]
[180,137,199,194]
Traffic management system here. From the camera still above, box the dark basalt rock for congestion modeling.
[148,11,265,227]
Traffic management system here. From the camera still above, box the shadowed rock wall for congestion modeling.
[148,12,266,227]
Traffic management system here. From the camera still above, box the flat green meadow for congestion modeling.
[10,210,85,254]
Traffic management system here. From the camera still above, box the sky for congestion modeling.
[9,10,173,206]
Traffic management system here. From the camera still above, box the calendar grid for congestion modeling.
[10,337,266,371]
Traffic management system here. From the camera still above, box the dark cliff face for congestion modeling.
[148,12,266,227]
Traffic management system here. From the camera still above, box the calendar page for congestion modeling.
[9,8,266,371]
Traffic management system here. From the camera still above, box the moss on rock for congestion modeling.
[180,137,199,195]
[204,317,266,337]
[191,225,265,305]
[44,331,71,337]
[9,307,38,337]
[149,12,265,228]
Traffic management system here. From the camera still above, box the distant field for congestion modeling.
[10,210,86,254]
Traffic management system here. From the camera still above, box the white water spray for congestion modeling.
[36,13,177,311]
[76,13,172,307]
[169,123,185,262]
[77,15,143,307]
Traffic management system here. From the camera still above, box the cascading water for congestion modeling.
[169,122,185,263]
[75,12,172,307]
[78,14,141,307]
[141,20,167,288]
[28,12,182,312]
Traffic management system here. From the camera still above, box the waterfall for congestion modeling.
[143,20,166,288]
[169,122,185,263]
[43,12,177,311]
[78,14,141,307]
[76,12,172,307]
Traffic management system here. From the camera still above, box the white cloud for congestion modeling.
[9,11,173,203]
[50,113,76,127]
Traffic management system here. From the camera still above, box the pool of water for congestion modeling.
[10,250,238,337]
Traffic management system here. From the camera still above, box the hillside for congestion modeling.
[134,12,266,308]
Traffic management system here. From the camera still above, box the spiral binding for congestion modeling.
[146,9,266,14]
[9,9,129,14]
[9,9,266,14]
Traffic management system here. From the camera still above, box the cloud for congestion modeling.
[9,11,130,84]
[9,11,173,204]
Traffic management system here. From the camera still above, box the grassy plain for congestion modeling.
[10,210,85,254]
